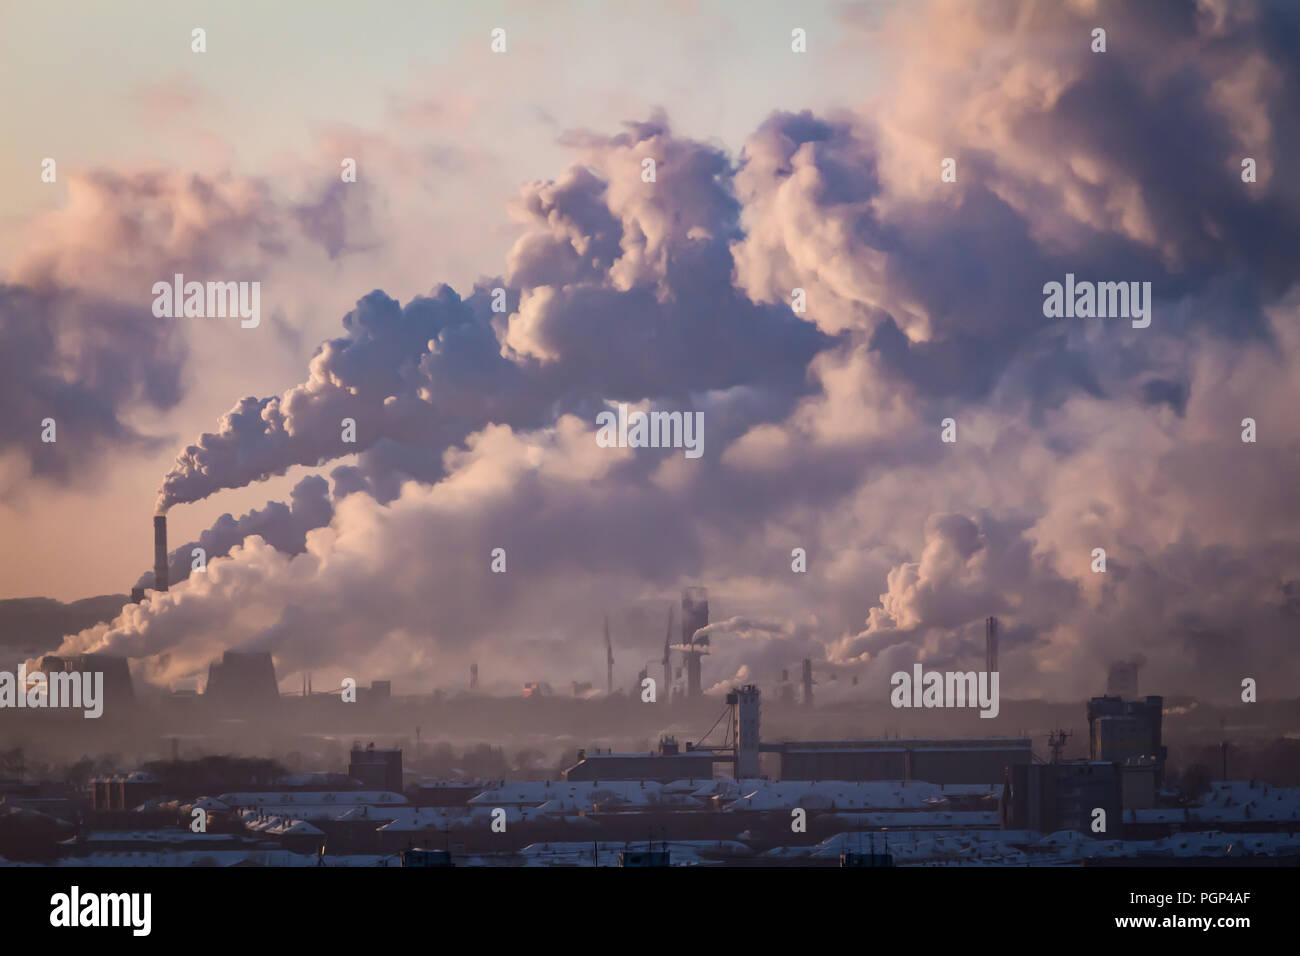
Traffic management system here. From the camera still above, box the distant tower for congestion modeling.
[779,669,794,705]
[801,658,814,709]
[470,662,479,692]
[669,588,710,700]
[604,615,614,695]
[153,514,169,591]
[729,685,761,778]
[985,616,999,673]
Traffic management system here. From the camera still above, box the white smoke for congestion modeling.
[39,2,1300,701]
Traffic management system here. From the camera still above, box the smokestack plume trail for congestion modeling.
[153,514,169,591]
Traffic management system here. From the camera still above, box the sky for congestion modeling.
[2,0,1299,703]
[0,0,889,599]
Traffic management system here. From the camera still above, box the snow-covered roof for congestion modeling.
[63,829,250,845]
[770,827,1300,865]
[217,791,406,807]
[188,796,229,811]
[468,780,667,808]
[242,815,325,837]
[725,780,982,812]
[1199,782,1300,812]
[508,839,748,867]
[21,850,397,867]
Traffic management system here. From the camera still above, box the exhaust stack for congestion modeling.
[153,514,169,591]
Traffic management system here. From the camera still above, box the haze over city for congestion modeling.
[1,1,1299,900]
[4,0,1297,707]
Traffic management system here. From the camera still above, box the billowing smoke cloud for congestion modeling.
[16,168,369,292]
[155,119,827,510]
[0,167,369,496]
[0,284,185,493]
[44,0,1300,703]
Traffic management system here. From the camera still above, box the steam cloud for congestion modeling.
[1,167,368,497]
[43,0,1300,701]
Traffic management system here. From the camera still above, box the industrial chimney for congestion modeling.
[677,588,709,700]
[153,514,169,591]
[728,685,761,778]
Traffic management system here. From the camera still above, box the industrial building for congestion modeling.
[772,738,1032,785]
[90,772,162,812]
[1087,694,1167,791]
[1002,761,1122,835]
[562,737,715,783]
[1000,697,1169,834]
[349,743,404,792]
[562,686,1032,786]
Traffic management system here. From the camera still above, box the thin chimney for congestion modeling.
[153,514,169,591]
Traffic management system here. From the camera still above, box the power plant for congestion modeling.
[26,571,1278,869]
[73,564,1175,818]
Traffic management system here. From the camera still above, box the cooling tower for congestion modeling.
[153,514,169,591]
[205,651,280,711]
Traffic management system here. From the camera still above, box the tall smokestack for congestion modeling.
[681,587,709,700]
[986,616,998,673]
[153,514,169,591]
